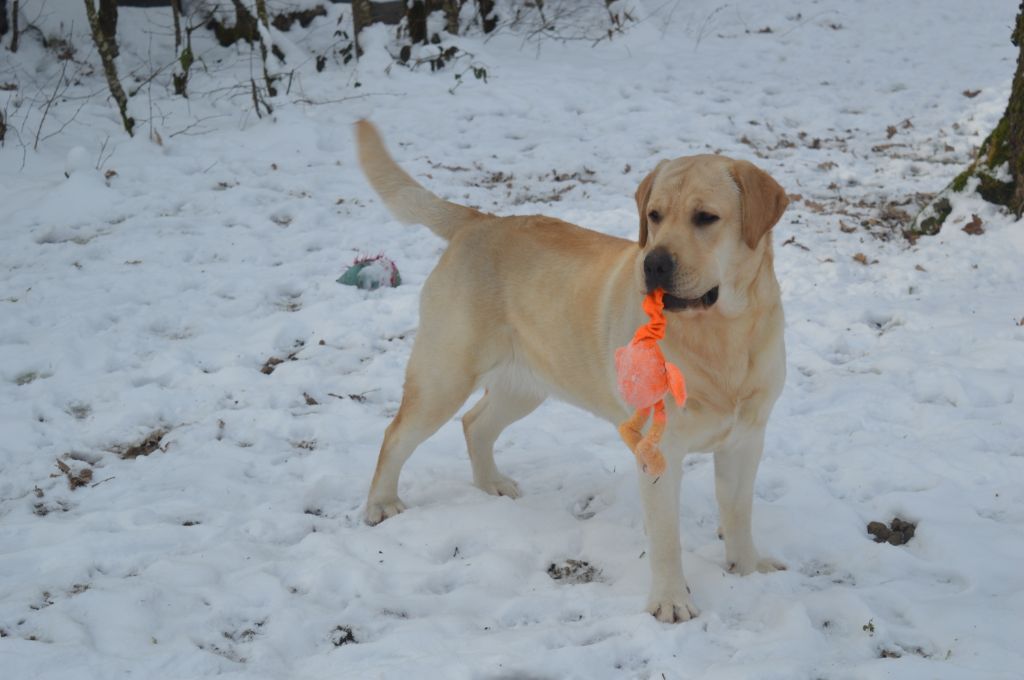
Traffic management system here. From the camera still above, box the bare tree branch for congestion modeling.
[33,58,68,150]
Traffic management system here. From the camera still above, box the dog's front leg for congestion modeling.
[637,454,699,622]
[714,426,784,575]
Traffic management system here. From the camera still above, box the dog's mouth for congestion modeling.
[662,286,719,311]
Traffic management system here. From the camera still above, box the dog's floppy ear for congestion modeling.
[730,160,789,249]
[635,161,666,247]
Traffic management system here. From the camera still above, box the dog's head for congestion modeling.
[633,155,788,315]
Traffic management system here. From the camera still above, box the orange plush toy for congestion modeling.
[615,289,687,475]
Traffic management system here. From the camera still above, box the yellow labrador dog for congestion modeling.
[356,120,788,622]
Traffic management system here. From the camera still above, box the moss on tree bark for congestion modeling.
[909,4,1024,237]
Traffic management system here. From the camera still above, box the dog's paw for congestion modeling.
[365,497,406,525]
[475,474,521,499]
[755,556,786,573]
[727,555,786,575]
[646,587,699,623]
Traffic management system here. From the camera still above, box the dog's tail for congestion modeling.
[355,120,485,241]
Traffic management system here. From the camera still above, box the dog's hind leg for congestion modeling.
[462,387,545,498]
[365,344,477,525]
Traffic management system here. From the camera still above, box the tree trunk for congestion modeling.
[408,1,426,44]
[170,0,191,95]
[173,22,193,97]
[351,0,372,57]
[252,0,277,97]
[1,0,9,38]
[1008,3,1024,215]
[98,0,118,57]
[84,0,133,136]
[909,3,1024,237]
[170,0,182,49]
[477,0,497,33]
[8,0,18,52]
[405,0,449,45]
[442,0,460,35]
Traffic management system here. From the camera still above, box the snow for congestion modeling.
[2,0,1024,677]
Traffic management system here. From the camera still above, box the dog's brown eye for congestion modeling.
[694,211,719,226]
[647,210,662,224]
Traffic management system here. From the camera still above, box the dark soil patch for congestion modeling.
[879,644,930,659]
[547,559,601,584]
[223,619,265,643]
[331,625,357,646]
[867,517,917,545]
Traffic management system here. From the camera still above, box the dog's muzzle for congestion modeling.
[643,248,675,292]
[644,247,719,311]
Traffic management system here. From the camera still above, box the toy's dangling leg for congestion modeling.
[618,407,651,453]
[635,400,668,476]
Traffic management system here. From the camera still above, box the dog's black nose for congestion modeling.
[643,248,675,291]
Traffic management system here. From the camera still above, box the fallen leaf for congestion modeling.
[886,125,897,139]
[839,219,857,233]
[261,356,284,374]
[117,430,168,459]
[962,89,981,98]
[962,214,984,235]
[853,253,869,265]
[915,264,926,272]
[55,459,93,490]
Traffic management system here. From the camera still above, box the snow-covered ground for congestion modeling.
[2,0,1024,677]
